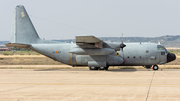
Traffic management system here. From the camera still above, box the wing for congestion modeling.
[76,35,103,48]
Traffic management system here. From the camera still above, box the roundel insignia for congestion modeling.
[21,12,25,17]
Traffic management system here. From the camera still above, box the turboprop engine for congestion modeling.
[69,48,115,55]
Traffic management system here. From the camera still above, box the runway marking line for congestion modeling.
[0,83,180,87]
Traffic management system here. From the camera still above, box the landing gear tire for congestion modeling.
[89,67,99,70]
[99,66,109,70]
[105,66,109,70]
[99,67,105,70]
[153,65,159,70]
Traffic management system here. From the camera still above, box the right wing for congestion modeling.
[76,35,103,48]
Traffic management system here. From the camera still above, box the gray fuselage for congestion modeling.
[30,42,167,67]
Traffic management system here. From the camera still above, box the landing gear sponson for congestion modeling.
[89,67,109,70]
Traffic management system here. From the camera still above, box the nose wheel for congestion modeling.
[153,65,159,70]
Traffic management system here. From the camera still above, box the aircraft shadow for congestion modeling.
[107,68,154,72]
[108,68,137,72]
[34,68,180,72]
[34,68,152,72]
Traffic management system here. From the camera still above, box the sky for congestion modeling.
[0,0,180,41]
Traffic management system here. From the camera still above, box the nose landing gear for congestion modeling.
[152,65,159,70]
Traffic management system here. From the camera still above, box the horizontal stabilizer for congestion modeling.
[5,43,31,48]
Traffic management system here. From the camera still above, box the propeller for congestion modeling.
[120,33,126,51]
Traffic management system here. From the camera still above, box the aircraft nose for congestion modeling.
[167,53,176,62]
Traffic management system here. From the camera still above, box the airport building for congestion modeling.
[0,45,11,51]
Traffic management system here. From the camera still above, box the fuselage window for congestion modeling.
[146,50,149,53]
[161,52,165,55]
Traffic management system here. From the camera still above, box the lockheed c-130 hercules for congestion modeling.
[6,5,176,70]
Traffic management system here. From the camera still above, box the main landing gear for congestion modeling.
[89,67,109,70]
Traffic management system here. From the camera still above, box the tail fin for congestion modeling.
[11,5,40,44]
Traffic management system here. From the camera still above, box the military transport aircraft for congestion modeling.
[5,5,176,70]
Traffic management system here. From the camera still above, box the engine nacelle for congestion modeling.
[69,48,115,55]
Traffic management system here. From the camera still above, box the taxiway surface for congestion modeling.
[0,69,180,101]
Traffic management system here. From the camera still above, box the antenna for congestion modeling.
[122,33,123,43]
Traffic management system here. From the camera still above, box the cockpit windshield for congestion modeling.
[157,45,168,53]
[157,45,165,50]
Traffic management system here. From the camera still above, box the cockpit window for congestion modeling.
[165,48,168,53]
[157,45,169,53]
[157,45,165,50]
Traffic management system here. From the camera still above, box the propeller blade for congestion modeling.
[120,43,126,48]
[119,33,126,51]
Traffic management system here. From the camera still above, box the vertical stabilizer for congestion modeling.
[11,5,40,44]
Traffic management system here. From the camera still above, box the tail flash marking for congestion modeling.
[21,12,25,17]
